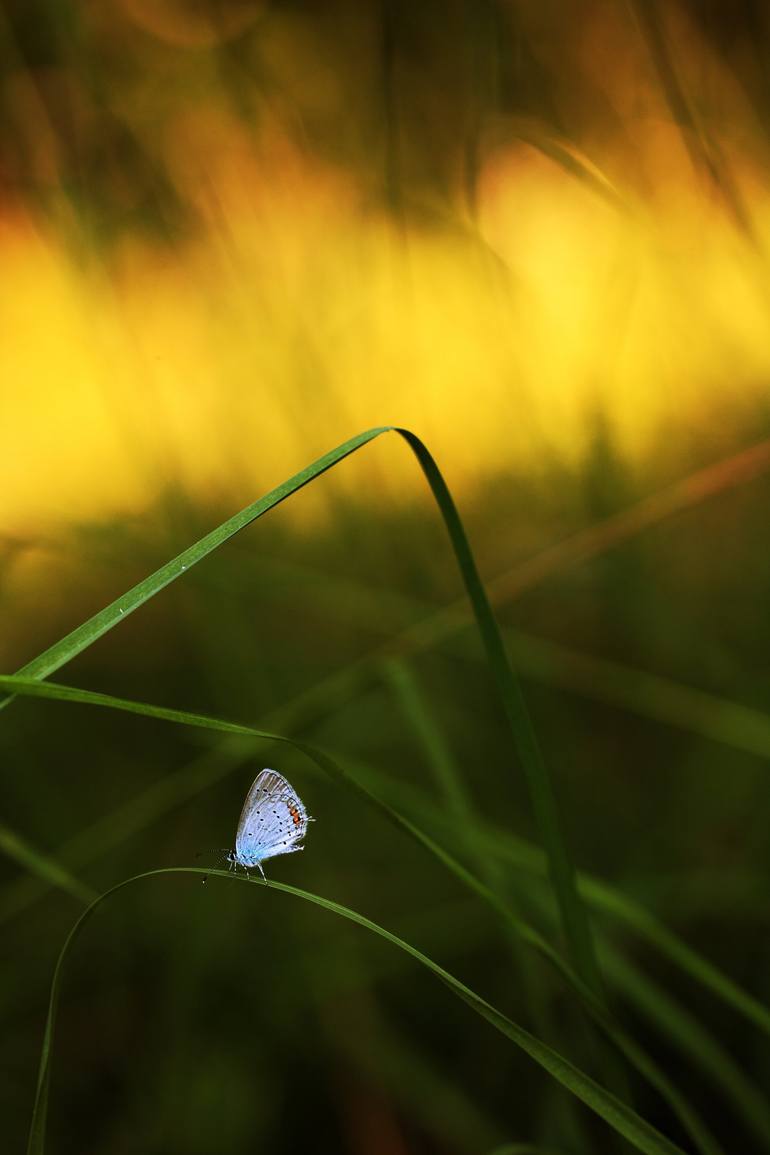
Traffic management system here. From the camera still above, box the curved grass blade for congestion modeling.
[374,759,770,1043]
[513,121,626,211]
[308,906,506,1153]
[0,820,97,906]
[10,433,770,1009]
[352,752,770,1042]
[1,673,722,1154]
[348,756,770,1141]
[397,429,604,998]
[0,672,606,997]
[198,551,770,767]
[1,426,602,1002]
[579,873,770,1042]
[487,1146,568,1155]
[498,838,770,1146]
[6,694,768,1076]
[4,650,766,1071]
[381,658,475,821]
[28,868,688,1155]
[501,630,770,763]
[380,654,633,1135]
[2,427,389,695]
[602,941,770,1146]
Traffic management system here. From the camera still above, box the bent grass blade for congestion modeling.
[27,868,688,1155]
[0,427,602,1003]
[0,674,723,1155]
[0,820,97,906]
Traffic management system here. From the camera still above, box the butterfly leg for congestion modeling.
[256,861,267,883]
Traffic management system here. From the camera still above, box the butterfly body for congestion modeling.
[228,769,311,881]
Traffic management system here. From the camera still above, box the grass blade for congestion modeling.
[2,426,603,1002]
[362,758,770,1043]
[0,820,97,905]
[381,658,475,821]
[501,630,770,763]
[398,429,604,998]
[2,427,389,695]
[0,673,602,998]
[6,679,767,1061]
[0,673,722,1154]
[27,868,688,1155]
[377,660,731,1152]
[487,1146,569,1155]
[601,941,770,1146]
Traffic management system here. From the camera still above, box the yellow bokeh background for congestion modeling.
[3,1,770,536]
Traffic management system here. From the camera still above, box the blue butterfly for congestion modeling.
[227,769,312,881]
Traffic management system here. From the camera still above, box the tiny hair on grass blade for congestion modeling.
[27,869,689,1155]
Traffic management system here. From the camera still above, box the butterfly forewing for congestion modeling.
[235,769,309,867]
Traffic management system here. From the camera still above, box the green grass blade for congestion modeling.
[27,868,688,1155]
[398,429,604,999]
[381,656,633,1143]
[502,629,770,762]
[505,852,768,1147]
[11,433,770,1026]
[602,942,770,1146]
[352,755,770,1043]
[203,550,770,767]
[0,820,97,905]
[8,689,765,1071]
[487,1146,569,1155]
[3,427,388,695]
[306,903,506,1152]
[0,673,598,998]
[381,658,474,820]
[578,874,770,1041]
[1,674,722,1154]
[2,426,602,1003]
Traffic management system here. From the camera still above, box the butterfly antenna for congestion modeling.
[195,849,232,866]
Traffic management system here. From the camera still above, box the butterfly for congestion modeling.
[226,769,312,881]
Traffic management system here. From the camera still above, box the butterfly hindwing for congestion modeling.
[234,769,309,867]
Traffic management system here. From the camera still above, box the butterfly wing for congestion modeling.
[235,769,310,867]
